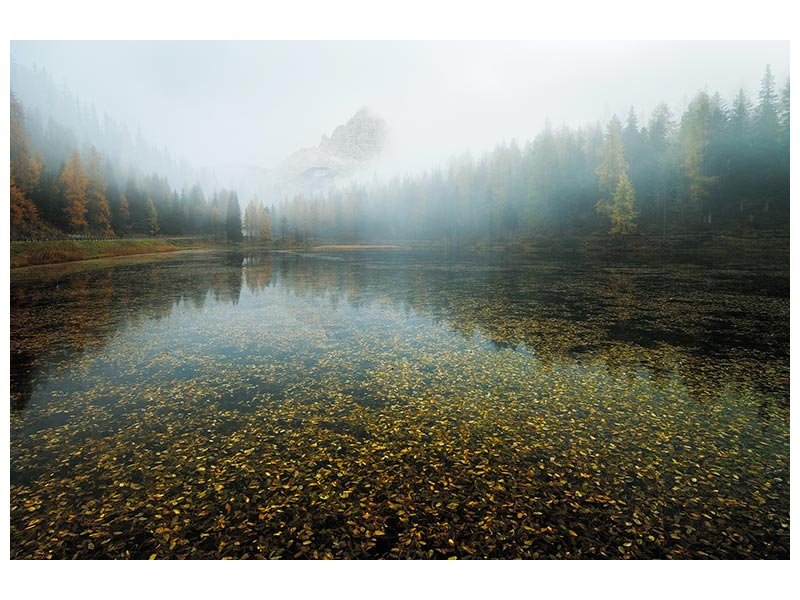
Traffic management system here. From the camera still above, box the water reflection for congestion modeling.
[11,253,245,411]
[9,249,790,559]
[11,250,789,413]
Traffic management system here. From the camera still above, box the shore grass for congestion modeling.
[11,230,788,269]
[10,239,200,268]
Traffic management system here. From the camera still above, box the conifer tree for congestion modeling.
[679,92,718,224]
[259,205,273,240]
[115,194,131,234]
[146,198,159,235]
[609,172,637,235]
[225,192,243,242]
[85,145,113,235]
[595,115,635,231]
[10,175,40,232]
[59,150,89,233]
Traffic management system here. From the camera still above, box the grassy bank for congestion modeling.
[10,238,205,268]
[11,230,789,269]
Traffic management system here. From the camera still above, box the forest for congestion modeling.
[10,65,789,244]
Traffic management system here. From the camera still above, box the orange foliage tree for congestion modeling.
[85,145,113,235]
[59,151,89,234]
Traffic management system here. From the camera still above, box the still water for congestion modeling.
[10,249,789,558]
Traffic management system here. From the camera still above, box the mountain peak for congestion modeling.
[275,108,388,191]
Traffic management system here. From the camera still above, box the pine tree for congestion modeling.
[753,65,783,212]
[778,78,790,133]
[225,192,243,242]
[756,64,780,142]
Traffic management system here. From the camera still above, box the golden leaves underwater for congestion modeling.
[10,251,790,559]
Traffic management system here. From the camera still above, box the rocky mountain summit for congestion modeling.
[275,108,387,191]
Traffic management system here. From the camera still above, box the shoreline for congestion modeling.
[10,230,789,269]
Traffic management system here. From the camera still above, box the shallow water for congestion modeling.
[10,249,789,558]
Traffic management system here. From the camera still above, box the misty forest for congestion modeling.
[9,42,789,561]
[10,63,791,243]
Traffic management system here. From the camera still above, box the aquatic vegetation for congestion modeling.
[10,250,789,559]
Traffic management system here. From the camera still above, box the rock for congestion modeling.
[274,108,387,192]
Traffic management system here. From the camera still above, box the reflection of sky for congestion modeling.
[11,252,789,433]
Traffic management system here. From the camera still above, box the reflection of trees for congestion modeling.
[243,255,273,295]
[607,272,636,323]
[11,251,788,412]
[10,254,246,411]
[269,252,788,406]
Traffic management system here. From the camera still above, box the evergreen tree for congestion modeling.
[754,65,783,212]
[756,64,780,141]
[225,192,244,242]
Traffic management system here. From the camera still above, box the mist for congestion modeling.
[10,36,792,567]
[10,40,789,185]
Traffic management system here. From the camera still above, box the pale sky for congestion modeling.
[9,40,790,177]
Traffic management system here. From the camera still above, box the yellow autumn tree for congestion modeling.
[609,172,638,235]
[596,115,637,235]
[60,151,89,234]
[10,94,42,236]
[679,91,719,223]
[259,206,272,240]
[85,145,113,235]
[10,173,40,230]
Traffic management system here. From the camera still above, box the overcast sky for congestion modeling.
[9,40,790,177]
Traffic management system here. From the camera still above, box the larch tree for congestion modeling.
[59,150,89,234]
[10,95,41,234]
[609,171,638,235]
[10,173,40,232]
[679,91,718,224]
[116,194,131,234]
[595,115,636,232]
[259,205,272,240]
[146,198,159,235]
[10,94,39,196]
[85,145,113,235]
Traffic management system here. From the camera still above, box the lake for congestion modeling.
[10,248,789,559]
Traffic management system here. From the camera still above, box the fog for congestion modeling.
[10,40,789,185]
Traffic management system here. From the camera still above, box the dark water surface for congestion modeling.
[10,249,789,558]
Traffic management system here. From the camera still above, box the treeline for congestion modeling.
[10,94,274,242]
[272,65,789,243]
[10,61,203,192]
[11,65,789,245]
